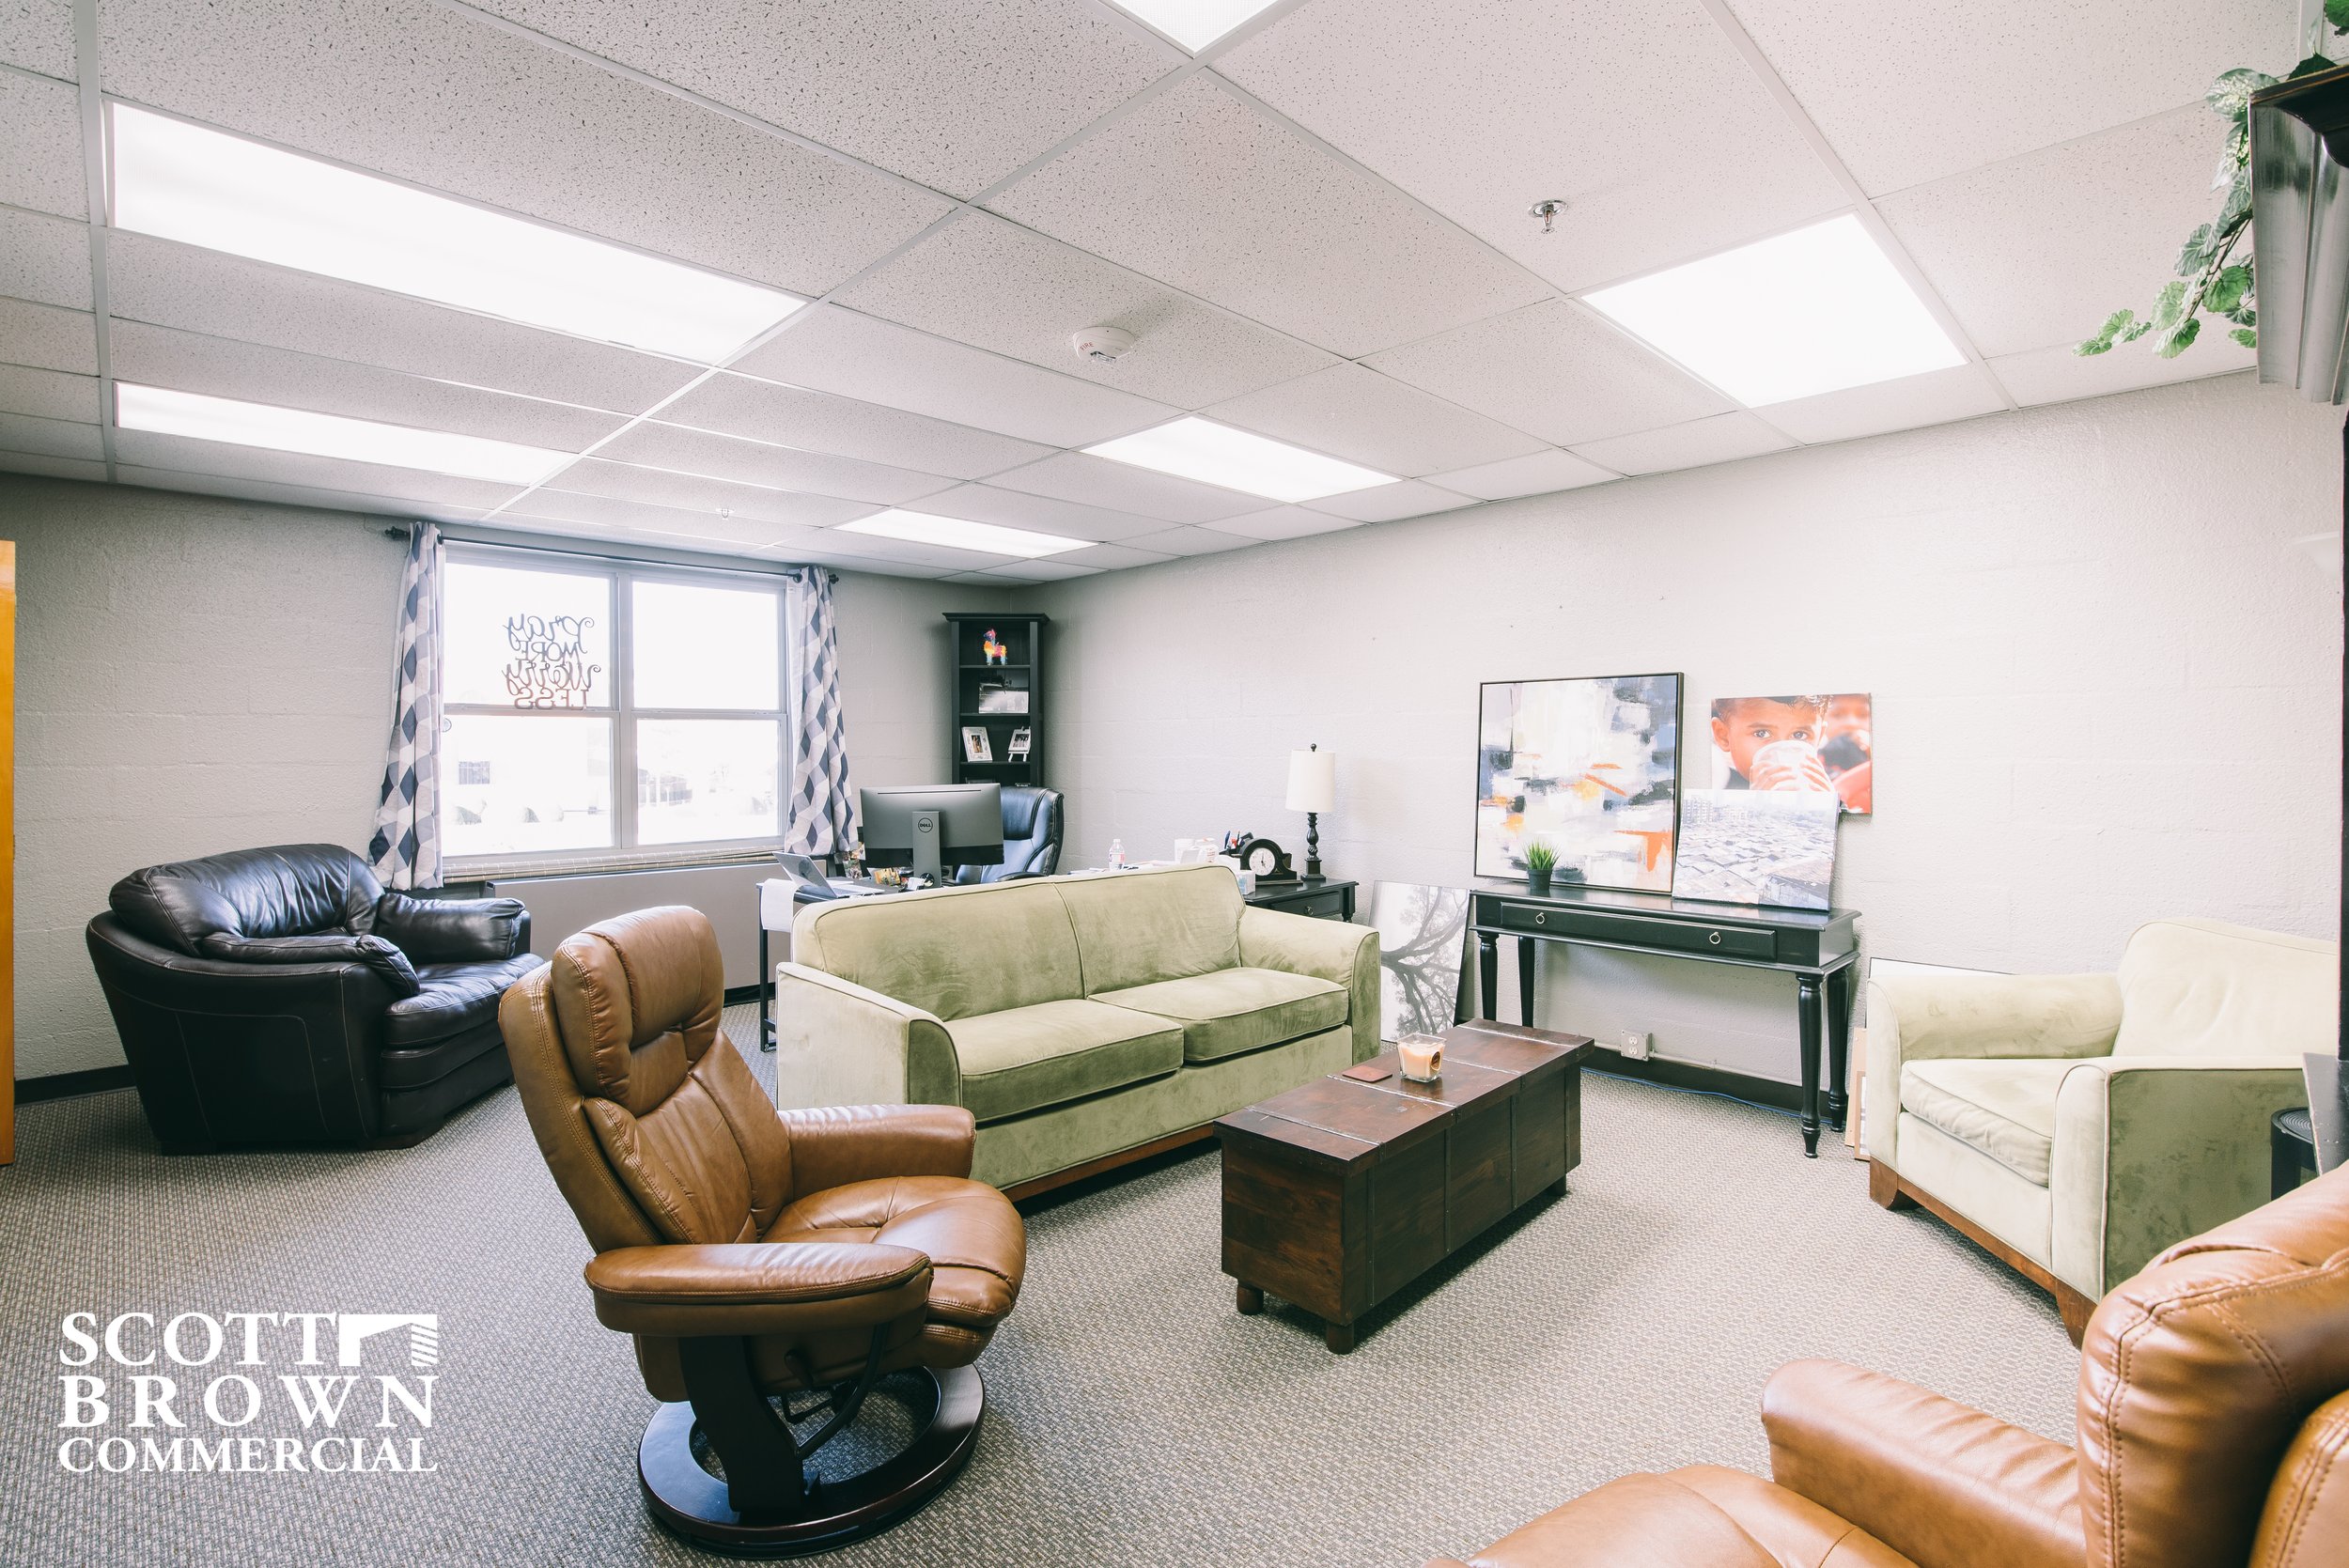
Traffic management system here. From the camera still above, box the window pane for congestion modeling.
[442,715,613,857]
[636,719,782,845]
[443,559,612,709]
[631,580,781,710]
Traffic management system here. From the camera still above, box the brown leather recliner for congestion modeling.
[499,906,1026,1556]
[1431,1166,2349,1568]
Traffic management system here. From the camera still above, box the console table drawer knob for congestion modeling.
[1534,913,1547,926]
[1707,931,1722,946]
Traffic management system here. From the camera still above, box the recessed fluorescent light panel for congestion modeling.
[1581,214,1966,407]
[108,103,801,362]
[1111,0,1283,51]
[117,384,573,486]
[838,510,1085,559]
[1084,417,1393,503]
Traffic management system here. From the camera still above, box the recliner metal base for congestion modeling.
[638,1365,985,1558]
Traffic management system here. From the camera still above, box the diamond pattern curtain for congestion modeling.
[784,567,858,859]
[367,522,443,889]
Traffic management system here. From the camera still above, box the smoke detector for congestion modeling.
[1070,325,1137,364]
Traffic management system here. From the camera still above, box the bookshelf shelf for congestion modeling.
[945,613,1048,787]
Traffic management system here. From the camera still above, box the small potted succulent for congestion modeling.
[1524,839,1557,896]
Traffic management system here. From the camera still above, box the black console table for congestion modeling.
[1245,878,1356,922]
[1468,881,1859,1157]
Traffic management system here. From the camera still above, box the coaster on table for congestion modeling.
[1340,1063,1392,1083]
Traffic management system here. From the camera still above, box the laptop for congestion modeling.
[775,852,842,899]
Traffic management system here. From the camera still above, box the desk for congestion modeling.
[1244,877,1357,922]
[757,878,897,1050]
[1468,881,1859,1157]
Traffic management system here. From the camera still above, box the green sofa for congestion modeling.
[771,863,1380,1191]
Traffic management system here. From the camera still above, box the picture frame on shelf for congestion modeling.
[960,726,992,764]
[975,682,1029,715]
[1007,726,1032,761]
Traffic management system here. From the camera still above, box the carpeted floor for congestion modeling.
[0,1005,2079,1567]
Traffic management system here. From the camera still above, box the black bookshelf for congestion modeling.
[945,613,1048,788]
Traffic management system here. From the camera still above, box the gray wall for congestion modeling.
[4,474,976,1079]
[1033,373,2344,1084]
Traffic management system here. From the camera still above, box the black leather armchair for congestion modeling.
[953,785,1064,883]
[86,844,546,1151]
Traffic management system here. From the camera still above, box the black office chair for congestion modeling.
[953,785,1063,883]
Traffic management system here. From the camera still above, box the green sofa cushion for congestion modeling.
[794,879,1082,1021]
[1054,865,1243,993]
[943,1000,1184,1125]
[1902,1057,2077,1187]
[1094,967,1348,1063]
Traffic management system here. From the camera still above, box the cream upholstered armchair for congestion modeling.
[1867,918,2335,1340]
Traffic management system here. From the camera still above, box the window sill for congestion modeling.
[453,846,784,882]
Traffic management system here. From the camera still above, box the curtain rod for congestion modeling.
[388,520,838,582]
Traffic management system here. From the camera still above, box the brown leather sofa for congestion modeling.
[499,905,1026,1556]
[1430,1166,2349,1568]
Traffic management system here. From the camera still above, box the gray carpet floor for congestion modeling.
[0,1005,2079,1567]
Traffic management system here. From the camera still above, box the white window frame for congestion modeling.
[441,541,793,877]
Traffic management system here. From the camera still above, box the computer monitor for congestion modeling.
[861,784,1003,885]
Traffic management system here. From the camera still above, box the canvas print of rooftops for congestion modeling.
[1475,674,1682,893]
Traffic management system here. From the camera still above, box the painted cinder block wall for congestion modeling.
[1032,372,2344,1084]
[2,474,969,1078]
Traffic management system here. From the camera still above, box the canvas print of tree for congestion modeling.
[1361,882,1471,1040]
[1475,674,1682,893]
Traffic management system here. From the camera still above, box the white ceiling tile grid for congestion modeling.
[111,461,492,520]
[0,360,98,422]
[1764,363,2010,445]
[111,428,524,508]
[988,72,1548,357]
[596,420,958,506]
[1219,1,1847,294]
[466,0,1182,199]
[1051,539,1177,569]
[0,295,97,374]
[731,303,1180,449]
[1301,477,1472,523]
[654,373,1055,481]
[1204,361,1545,477]
[0,202,94,309]
[1119,524,1257,555]
[99,0,954,296]
[538,456,879,530]
[1570,411,1797,476]
[0,68,86,219]
[836,210,1339,409]
[1725,0,2301,196]
[1989,337,2257,409]
[1,3,79,82]
[898,481,1174,543]
[1214,504,1370,541]
[1429,447,1618,501]
[0,450,107,482]
[986,449,1264,524]
[0,407,101,458]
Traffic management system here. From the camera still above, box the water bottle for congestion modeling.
[1109,838,1126,867]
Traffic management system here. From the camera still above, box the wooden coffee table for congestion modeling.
[1214,1021,1594,1352]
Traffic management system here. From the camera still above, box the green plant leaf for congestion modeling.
[2155,316,2201,358]
[2207,67,2278,121]
[2229,303,2257,327]
[2176,223,2216,275]
[2205,263,2252,313]
[2329,0,2349,32]
[2292,53,2338,79]
[2151,280,2188,331]
[2232,326,2259,348]
[2121,318,2155,343]
[2217,172,2253,227]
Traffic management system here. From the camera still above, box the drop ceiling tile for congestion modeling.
[0,205,91,308]
[538,458,879,529]
[0,69,82,218]
[108,235,701,412]
[732,304,1178,448]
[1301,478,1470,523]
[0,295,93,373]
[112,428,522,508]
[0,450,104,481]
[900,482,1169,543]
[1764,363,2009,444]
[988,74,1547,357]
[470,0,1178,198]
[1570,412,1795,476]
[108,321,630,451]
[661,373,1050,481]
[0,409,97,458]
[2,2,77,80]
[837,211,1337,409]
[100,0,951,297]
[0,360,96,421]
[1215,505,1368,541]
[986,450,1260,524]
[1725,0,2298,196]
[795,527,1015,574]
[1879,106,2233,360]
[1427,447,1617,501]
[1203,361,1542,476]
[941,560,1107,584]
[1220,1,1845,294]
[1988,340,2255,409]
[1051,541,1175,569]
[599,421,954,506]
[1366,300,1731,446]
[1121,525,1256,556]
[114,464,494,520]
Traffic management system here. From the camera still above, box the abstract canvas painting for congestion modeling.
[1670,788,1839,910]
[1359,882,1471,1041]
[1709,691,1873,815]
[1475,674,1682,892]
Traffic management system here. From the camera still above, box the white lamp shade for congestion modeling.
[1284,748,1336,814]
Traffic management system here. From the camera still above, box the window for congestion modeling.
[439,546,790,868]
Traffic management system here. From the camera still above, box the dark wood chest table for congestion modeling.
[1214,1021,1594,1352]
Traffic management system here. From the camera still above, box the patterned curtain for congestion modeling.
[783,567,858,860]
[367,522,443,889]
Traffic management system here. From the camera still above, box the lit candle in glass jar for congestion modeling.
[1398,1032,1444,1082]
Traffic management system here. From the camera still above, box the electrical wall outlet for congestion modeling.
[1618,1029,1651,1062]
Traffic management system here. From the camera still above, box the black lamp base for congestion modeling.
[1301,811,1324,882]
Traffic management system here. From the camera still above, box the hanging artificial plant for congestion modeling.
[2078,14,2347,362]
